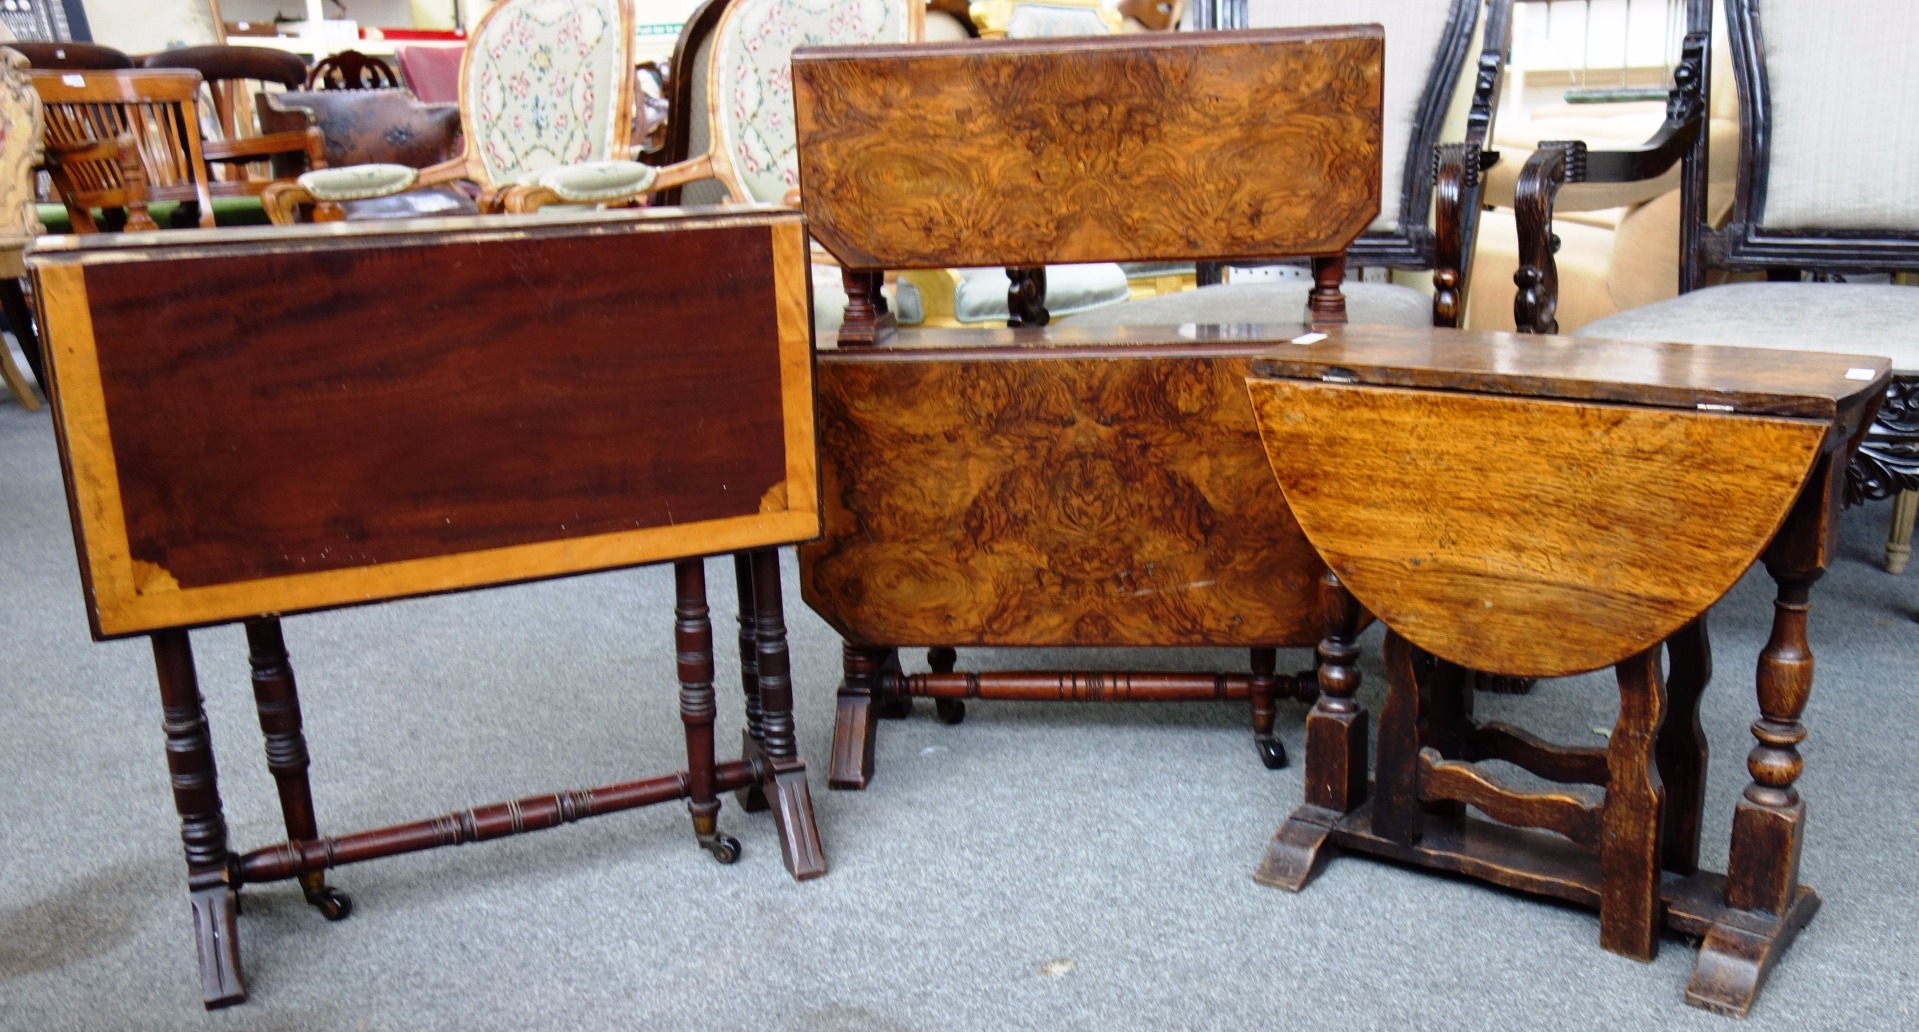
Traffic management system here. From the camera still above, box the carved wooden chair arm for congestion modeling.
[1428,1,1514,330]
[45,132,158,232]
[497,153,714,215]
[262,155,470,225]
[202,126,327,169]
[1512,32,1709,335]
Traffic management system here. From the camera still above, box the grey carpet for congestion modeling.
[1,393,1916,1031]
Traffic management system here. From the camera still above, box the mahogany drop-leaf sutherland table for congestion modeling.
[1244,325,1889,1017]
[29,207,827,1009]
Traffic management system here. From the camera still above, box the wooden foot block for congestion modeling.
[829,694,876,790]
[735,730,771,812]
[1302,706,1368,812]
[1253,805,1342,891]
[766,761,827,881]
[1685,888,1821,1017]
[189,885,246,1009]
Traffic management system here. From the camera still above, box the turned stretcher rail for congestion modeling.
[237,759,762,883]
[884,670,1319,704]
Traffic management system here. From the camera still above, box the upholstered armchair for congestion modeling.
[264,0,664,223]
[1465,6,1742,334]
[647,0,1143,339]
[259,89,473,219]
[1510,0,1919,574]
[0,45,42,411]
[969,0,1121,37]
[1053,0,1513,333]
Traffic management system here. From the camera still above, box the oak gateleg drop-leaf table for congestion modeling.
[1244,324,1888,1016]
[29,206,826,1008]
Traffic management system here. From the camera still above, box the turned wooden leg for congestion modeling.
[829,643,889,790]
[731,554,769,813]
[1887,489,1917,575]
[750,548,826,880]
[153,630,246,1009]
[1688,557,1825,1015]
[1600,648,1668,962]
[929,646,963,725]
[1255,570,1366,891]
[1308,255,1349,328]
[676,560,737,864]
[245,619,350,920]
[1305,570,1367,812]
[1248,647,1286,769]
[1659,616,1711,876]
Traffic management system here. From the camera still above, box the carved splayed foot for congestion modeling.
[190,885,246,1009]
[1253,806,1342,892]
[766,761,826,881]
[1685,890,1821,1017]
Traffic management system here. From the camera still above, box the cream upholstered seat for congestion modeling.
[1059,279,1437,330]
[265,0,654,222]
[649,0,927,340]
[1060,0,1510,332]
[1515,0,1919,573]
[898,0,1134,330]
[1581,284,1919,373]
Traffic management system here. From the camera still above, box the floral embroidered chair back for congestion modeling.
[464,0,637,184]
[701,0,921,205]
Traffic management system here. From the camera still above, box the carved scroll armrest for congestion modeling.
[1432,142,1485,329]
[1511,31,1708,335]
[497,153,715,215]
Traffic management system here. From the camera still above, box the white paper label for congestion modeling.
[1846,367,1878,381]
[61,74,85,87]
[1291,332,1328,345]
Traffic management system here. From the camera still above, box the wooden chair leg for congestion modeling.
[749,548,826,880]
[244,618,350,919]
[1600,648,1668,962]
[675,560,737,864]
[1887,489,1917,575]
[0,335,34,411]
[0,277,44,397]
[731,553,769,813]
[153,630,246,1009]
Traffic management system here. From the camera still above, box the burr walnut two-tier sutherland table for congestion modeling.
[29,207,825,1009]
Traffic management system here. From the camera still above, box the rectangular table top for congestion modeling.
[33,207,818,639]
[1250,324,1890,422]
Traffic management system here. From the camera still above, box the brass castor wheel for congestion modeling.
[935,699,965,725]
[1256,737,1288,770]
[313,888,353,921]
[702,835,742,864]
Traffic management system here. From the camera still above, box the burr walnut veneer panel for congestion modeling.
[792,28,1384,270]
[802,338,1327,648]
